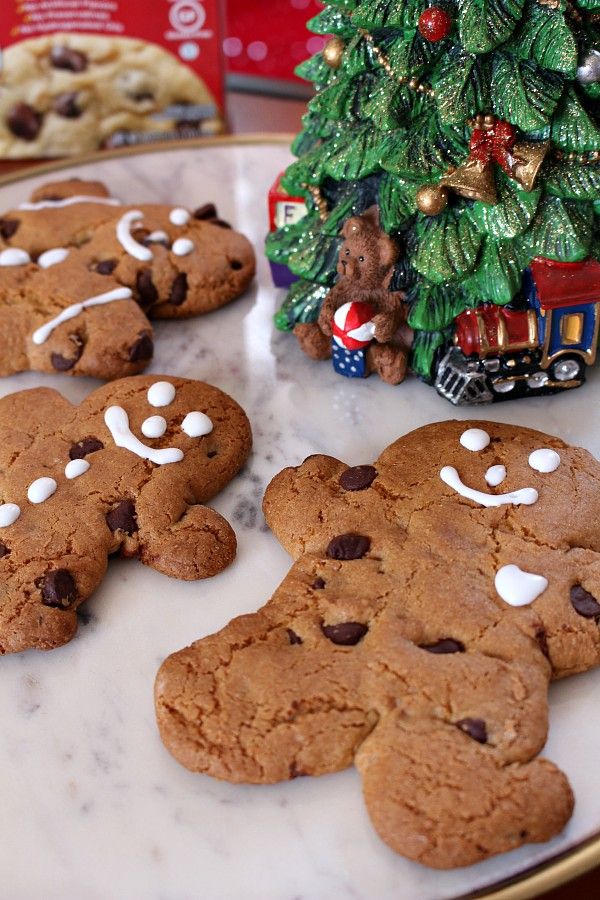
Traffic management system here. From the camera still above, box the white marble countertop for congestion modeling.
[1,140,600,900]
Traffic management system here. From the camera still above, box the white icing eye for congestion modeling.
[529,448,561,473]
[141,415,167,438]
[170,208,190,225]
[495,564,548,607]
[27,477,57,504]
[440,466,538,508]
[0,248,31,267]
[0,503,20,527]
[485,465,506,487]
[460,428,490,451]
[172,238,194,257]
[147,381,176,408]
[65,459,90,480]
[38,248,69,268]
[182,411,213,437]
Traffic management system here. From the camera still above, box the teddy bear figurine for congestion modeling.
[155,420,600,868]
[293,207,411,385]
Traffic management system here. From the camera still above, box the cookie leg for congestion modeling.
[367,344,408,385]
[139,504,237,580]
[293,323,332,361]
[355,713,574,869]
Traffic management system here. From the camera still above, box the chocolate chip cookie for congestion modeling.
[0,178,255,379]
[0,374,252,653]
[155,420,600,868]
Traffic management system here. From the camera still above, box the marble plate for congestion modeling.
[1,138,600,900]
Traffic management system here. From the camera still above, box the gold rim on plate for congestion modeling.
[0,134,598,900]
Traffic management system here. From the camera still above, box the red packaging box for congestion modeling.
[0,0,226,158]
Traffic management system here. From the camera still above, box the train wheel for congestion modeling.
[550,356,584,383]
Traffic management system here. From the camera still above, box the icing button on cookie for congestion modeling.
[326,533,370,560]
[339,465,377,491]
[570,585,600,619]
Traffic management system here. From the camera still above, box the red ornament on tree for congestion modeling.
[418,7,453,42]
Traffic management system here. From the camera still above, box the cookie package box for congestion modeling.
[0,0,226,158]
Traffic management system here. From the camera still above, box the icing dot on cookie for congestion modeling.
[147,382,176,408]
[172,238,194,257]
[0,248,31,267]
[141,415,167,438]
[485,465,506,487]
[116,210,153,262]
[147,230,169,243]
[0,503,20,527]
[529,448,561,473]
[182,411,213,437]
[495,564,548,607]
[169,208,190,226]
[460,428,491,452]
[27,477,58,504]
[38,248,69,268]
[65,459,90,480]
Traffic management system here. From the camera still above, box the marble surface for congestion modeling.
[1,140,600,900]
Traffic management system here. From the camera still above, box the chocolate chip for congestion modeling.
[50,46,87,72]
[230,260,243,271]
[128,332,154,362]
[456,718,487,744]
[339,465,377,492]
[41,569,77,609]
[0,218,19,240]
[289,761,306,778]
[0,543,10,558]
[53,92,81,118]
[7,103,42,141]
[207,450,218,458]
[106,500,138,536]
[213,219,232,229]
[51,347,81,371]
[131,91,154,103]
[570,584,600,619]
[535,627,550,659]
[96,259,117,275]
[420,638,465,654]
[136,269,158,306]
[169,272,188,306]
[326,533,370,561]
[69,437,104,460]
[321,621,368,646]
[312,577,326,590]
[193,203,217,220]
[287,628,303,645]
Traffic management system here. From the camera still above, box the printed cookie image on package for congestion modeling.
[0,32,224,158]
[0,375,252,654]
[0,178,255,380]
[155,420,600,869]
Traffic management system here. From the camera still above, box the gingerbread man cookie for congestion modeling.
[0,178,255,379]
[155,420,600,868]
[0,375,251,654]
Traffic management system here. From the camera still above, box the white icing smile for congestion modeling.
[116,210,153,261]
[32,287,133,345]
[104,406,183,465]
[495,564,548,606]
[440,466,538,508]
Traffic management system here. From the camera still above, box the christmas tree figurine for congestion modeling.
[266,0,600,404]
